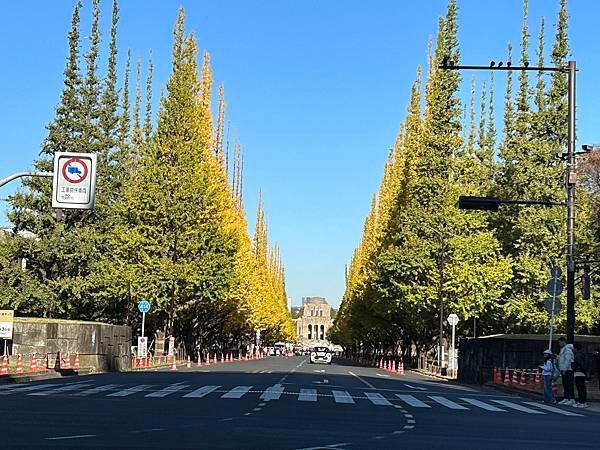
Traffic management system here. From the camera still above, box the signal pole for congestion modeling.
[440,58,578,344]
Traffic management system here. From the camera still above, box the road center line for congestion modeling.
[348,371,376,389]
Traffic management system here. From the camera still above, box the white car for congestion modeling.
[309,346,332,364]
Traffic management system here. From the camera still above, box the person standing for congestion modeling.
[572,343,589,408]
[556,337,575,406]
[541,350,556,404]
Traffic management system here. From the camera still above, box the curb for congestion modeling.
[411,368,452,382]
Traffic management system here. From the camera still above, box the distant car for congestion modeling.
[309,346,332,364]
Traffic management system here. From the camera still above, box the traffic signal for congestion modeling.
[582,265,591,300]
[458,196,500,211]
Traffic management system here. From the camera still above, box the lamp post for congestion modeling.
[441,59,578,344]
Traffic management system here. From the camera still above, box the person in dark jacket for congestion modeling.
[572,343,589,408]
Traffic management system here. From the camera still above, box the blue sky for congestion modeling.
[1,1,599,308]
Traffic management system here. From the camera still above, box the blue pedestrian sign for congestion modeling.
[138,300,151,314]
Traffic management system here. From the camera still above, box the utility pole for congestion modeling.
[441,58,578,344]
[566,61,576,344]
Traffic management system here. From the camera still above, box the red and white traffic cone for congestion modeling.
[214,354,218,364]
[519,369,526,387]
[399,361,405,376]
[503,368,510,385]
[74,353,80,370]
[0,355,8,376]
[15,354,24,374]
[534,371,541,388]
[206,354,210,366]
[197,354,202,368]
[187,356,191,368]
[54,352,61,371]
[171,356,177,371]
[44,353,49,372]
[228,353,232,362]
[28,354,37,373]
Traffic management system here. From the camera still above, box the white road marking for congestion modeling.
[460,398,506,412]
[299,388,317,402]
[293,443,350,450]
[0,383,56,395]
[395,394,431,408]
[29,382,92,396]
[222,386,252,399]
[332,390,355,404]
[260,384,285,401]
[46,434,96,440]
[348,371,375,389]
[108,385,153,397]
[365,392,393,406]
[376,373,390,378]
[523,402,583,416]
[145,383,189,398]
[429,396,469,410]
[74,384,123,397]
[183,385,220,398]
[490,400,545,414]
[403,384,427,391]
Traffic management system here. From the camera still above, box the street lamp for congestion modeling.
[441,59,579,344]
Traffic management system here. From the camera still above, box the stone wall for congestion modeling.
[9,318,132,372]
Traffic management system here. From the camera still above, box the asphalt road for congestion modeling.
[1,356,598,449]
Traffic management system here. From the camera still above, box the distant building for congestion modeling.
[294,297,333,346]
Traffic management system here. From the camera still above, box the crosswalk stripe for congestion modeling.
[28,382,92,396]
[183,385,220,398]
[145,384,189,398]
[298,389,317,402]
[403,384,428,391]
[429,396,469,410]
[222,386,252,399]
[522,402,583,416]
[260,384,285,401]
[0,383,56,395]
[460,398,506,412]
[490,400,545,414]
[365,392,392,406]
[107,385,153,397]
[74,384,122,397]
[395,394,431,408]
[332,390,354,404]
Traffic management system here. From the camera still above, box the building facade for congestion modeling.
[294,297,333,346]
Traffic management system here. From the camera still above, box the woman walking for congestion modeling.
[541,350,556,404]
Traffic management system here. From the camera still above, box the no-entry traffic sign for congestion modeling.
[52,152,97,209]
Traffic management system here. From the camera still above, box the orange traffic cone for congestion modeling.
[187,356,191,368]
[74,353,80,370]
[205,354,210,366]
[534,371,541,387]
[170,356,177,371]
[28,354,37,373]
[520,369,526,387]
[15,354,24,374]
[0,355,8,376]
[399,361,405,375]
[54,352,61,371]
[197,354,202,368]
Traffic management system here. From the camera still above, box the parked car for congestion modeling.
[309,346,332,364]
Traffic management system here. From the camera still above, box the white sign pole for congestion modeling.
[451,322,456,372]
[141,312,146,339]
